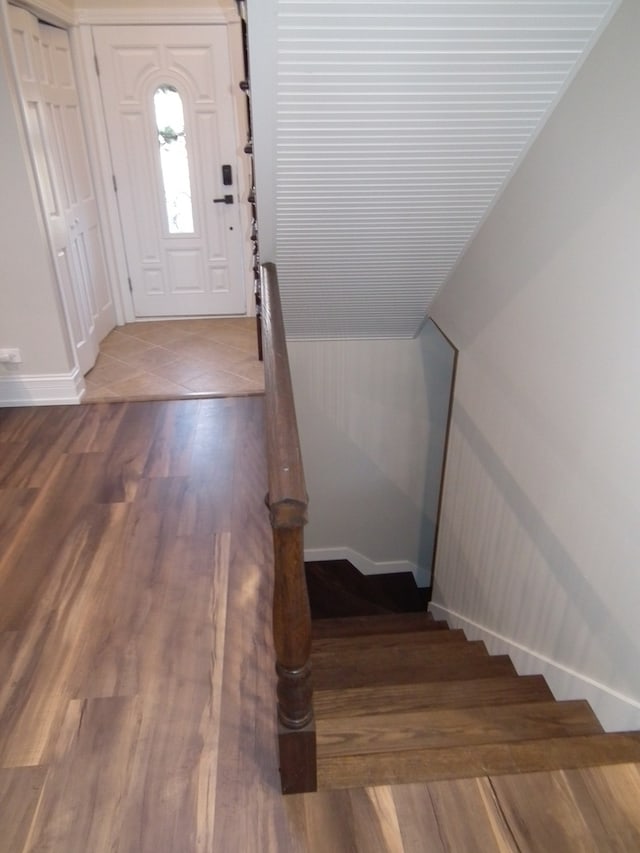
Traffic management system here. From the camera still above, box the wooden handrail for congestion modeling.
[261,262,307,528]
[260,262,316,794]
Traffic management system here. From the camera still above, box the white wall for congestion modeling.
[0,38,76,401]
[290,321,454,587]
[429,0,640,730]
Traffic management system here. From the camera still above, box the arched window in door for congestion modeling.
[153,85,194,234]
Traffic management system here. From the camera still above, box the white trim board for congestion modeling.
[429,602,640,734]
[75,7,238,25]
[304,546,429,589]
[7,0,73,27]
[0,369,84,406]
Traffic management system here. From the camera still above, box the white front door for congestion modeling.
[9,7,116,375]
[93,26,246,318]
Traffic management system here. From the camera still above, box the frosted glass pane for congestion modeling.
[154,86,194,234]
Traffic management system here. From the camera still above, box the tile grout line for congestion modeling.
[83,319,264,404]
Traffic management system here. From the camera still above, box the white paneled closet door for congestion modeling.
[9,5,115,376]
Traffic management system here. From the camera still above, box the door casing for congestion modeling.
[93,24,248,318]
[75,12,252,325]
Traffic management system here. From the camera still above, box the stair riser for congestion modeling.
[317,700,602,758]
[314,639,488,670]
[317,733,640,791]
[313,629,467,654]
[311,614,446,640]
[314,675,554,718]
[313,642,512,690]
[306,562,425,616]
[313,655,517,690]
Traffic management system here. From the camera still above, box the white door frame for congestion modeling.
[75,10,253,325]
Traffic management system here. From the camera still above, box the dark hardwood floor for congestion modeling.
[1,398,639,851]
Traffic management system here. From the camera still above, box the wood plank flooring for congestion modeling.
[1,398,640,851]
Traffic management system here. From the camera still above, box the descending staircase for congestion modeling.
[305,559,427,618]
[307,561,640,791]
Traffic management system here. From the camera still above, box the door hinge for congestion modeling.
[112,174,118,193]
[128,277,132,294]
[94,54,100,77]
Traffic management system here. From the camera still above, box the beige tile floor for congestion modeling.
[83,318,264,403]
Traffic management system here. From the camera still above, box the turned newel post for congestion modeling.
[270,504,313,728]
[261,262,317,794]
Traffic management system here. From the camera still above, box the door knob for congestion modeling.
[213,194,234,205]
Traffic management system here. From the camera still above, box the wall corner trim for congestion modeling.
[429,602,640,733]
[0,368,84,407]
[304,546,429,589]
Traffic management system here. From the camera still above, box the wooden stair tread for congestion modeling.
[316,700,603,757]
[313,648,517,690]
[314,674,554,718]
[311,613,445,639]
[312,628,468,654]
[301,562,640,796]
[316,732,640,790]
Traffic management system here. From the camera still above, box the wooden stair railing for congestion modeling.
[261,262,316,794]
[260,295,640,794]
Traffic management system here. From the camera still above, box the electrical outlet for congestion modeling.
[0,348,22,364]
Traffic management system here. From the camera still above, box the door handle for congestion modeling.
[213,194,234,205]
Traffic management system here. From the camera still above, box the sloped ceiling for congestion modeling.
[251,1,619,338]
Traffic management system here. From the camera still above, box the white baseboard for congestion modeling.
[0,369,84,406]
[304,546,429,589]
[429,602,640,733]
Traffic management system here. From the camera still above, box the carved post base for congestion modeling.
[278,721,317,794]
[276,660,313,729]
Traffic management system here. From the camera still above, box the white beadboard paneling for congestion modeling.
[271,0,618,338]
[289,321,454,578]
[430,602,640,732]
